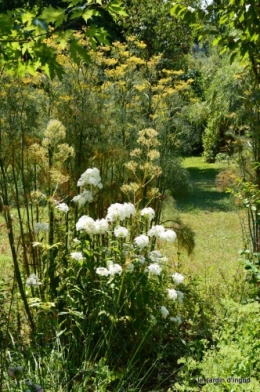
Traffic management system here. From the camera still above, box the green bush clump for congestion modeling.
[173,299,260,391]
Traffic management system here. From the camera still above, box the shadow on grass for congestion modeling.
[176,166,235,212]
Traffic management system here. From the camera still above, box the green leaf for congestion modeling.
[21,42,34,56]
[106,1,128,17]
[33,18,48,32]
[69,39,91,63]
[82,9,100,23]
[40,6,67,27]
[20,10,35,24]
[212,36,223,46]
[170,3,183,17]
[230,51,238,64]
[0,13,14,34]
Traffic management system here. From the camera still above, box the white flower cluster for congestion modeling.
[26,274,42,288]
[96,263,123,277]
[72,189,93,207]
[114,226,128,238]
[172,272,185,285]
[76,215,109,235]
[106,202,135,222]
[170,315,182,324]
[147,263,162,276]
[159,274,185,320]
[140,207,155,221]
[34,222,49,233]
[137,255,146,264]
[176,290,184,303]
[95,219,110,234]
[72,168,102,207]
[149,250,168,263]
[160,306,169,319]
[77,167,103,189]
[55,202,69,213]
[148,225,176,243]
[70,252,84,261]
[167,288,178,300]
[134,234,149,249]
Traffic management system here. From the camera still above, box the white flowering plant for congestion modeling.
[14,154,190,376]
[1,119,192,390]
[47,166,189,371]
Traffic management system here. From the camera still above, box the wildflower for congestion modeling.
[106,203,124,221]
[123,202,136,218]
[76,215,96,234]
[77,167,103,189]
[170,315,182,324]
[149,250,162,262]
[26,274,42,288]
[96,267,110,277]
[141,207,155,220]
[94,219,109,234]
[32,242,41,247]
[73,238,81,244]
[34,222,49,233]
[70,252,84,261]
[147,225,165,237]
[114,226,128,238]
[159,229,177,243]
[42,119,66,147]
[108,263,123,276]
[106,202,135,222]
[160,306,169,319]
[134,234,149,249]
[55,202,69,213]
[172,272,184,284]
[167,288,178,300]
[137,255,146,264]
[72,189,93,206]
[177,290,184,303]
[147,263,162,276]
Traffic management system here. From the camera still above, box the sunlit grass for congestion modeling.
[163,156,247,300]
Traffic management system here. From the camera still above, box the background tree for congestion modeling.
[120,0,195,68]
[171,0,260,252]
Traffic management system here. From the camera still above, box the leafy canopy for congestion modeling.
[171,0,260,81]
[0,0,126,79]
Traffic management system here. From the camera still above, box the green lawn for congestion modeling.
[163,157,247,300]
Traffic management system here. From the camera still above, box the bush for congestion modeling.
[173,299,260,391]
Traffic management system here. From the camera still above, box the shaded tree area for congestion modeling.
[0,0,63,12]
[119,0,194,67]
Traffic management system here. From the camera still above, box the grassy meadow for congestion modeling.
[163,157,246,300]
